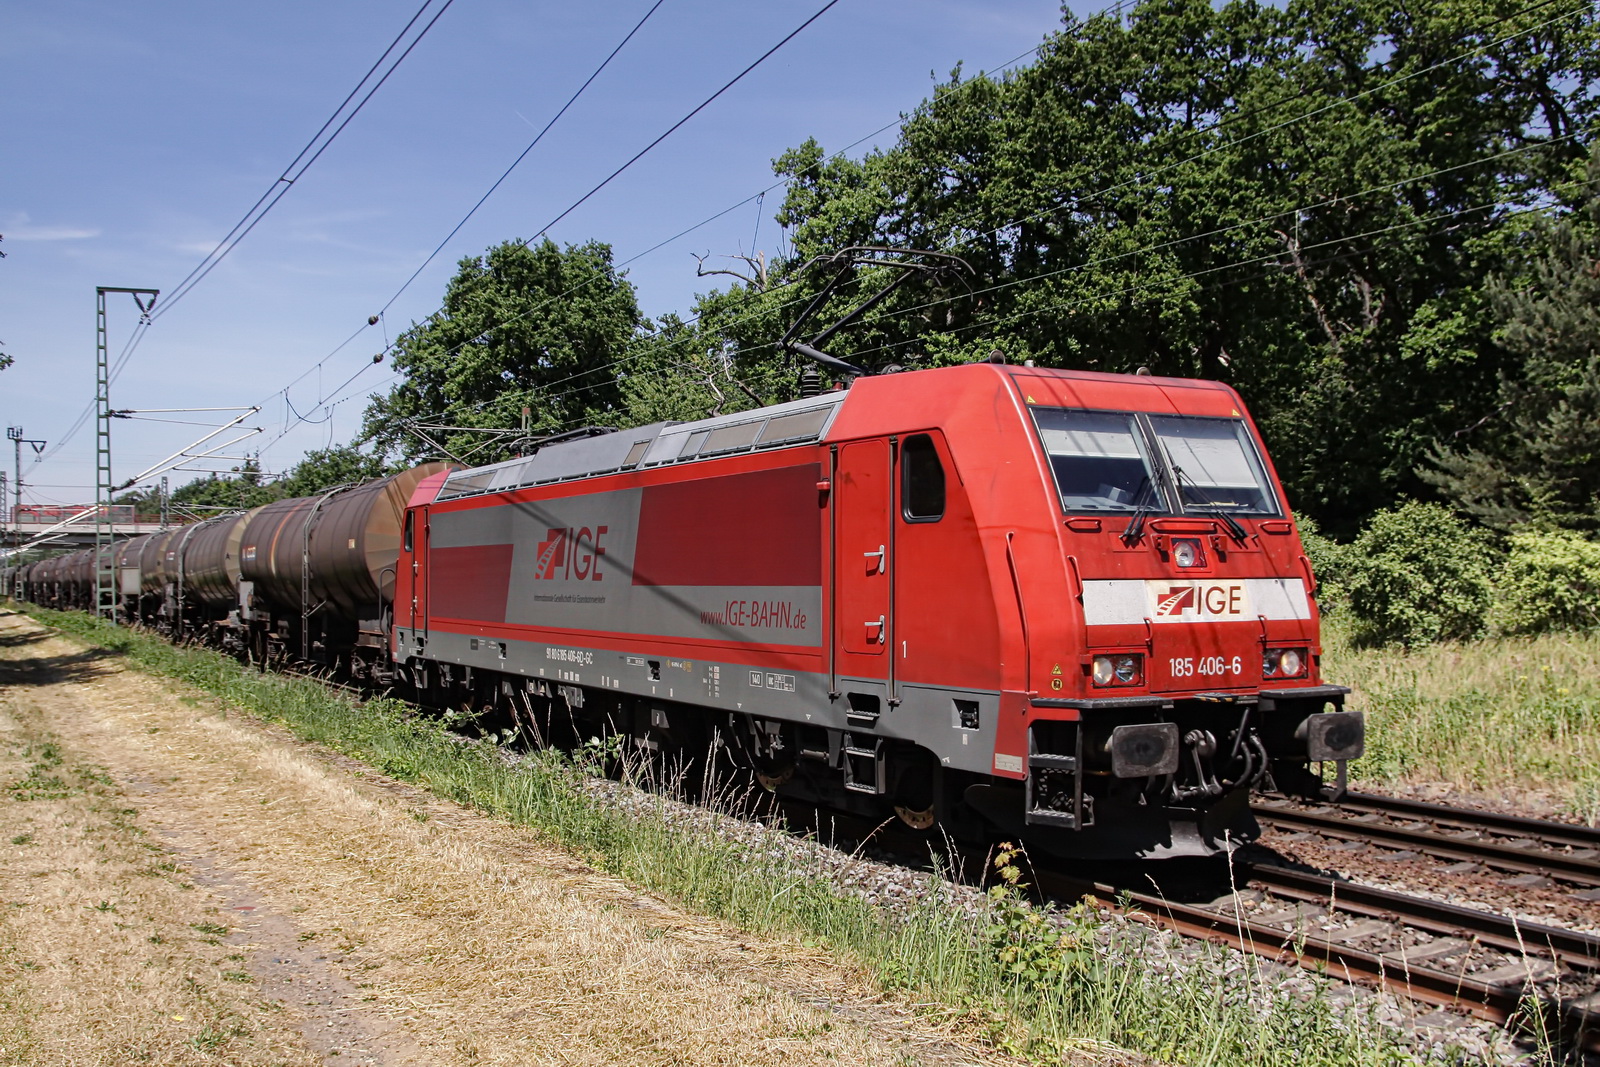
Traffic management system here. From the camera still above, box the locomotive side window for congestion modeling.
[403,511,414,553]
[1149,415,1279,515]
[1032,409,1160,512]
[901,434,945,521]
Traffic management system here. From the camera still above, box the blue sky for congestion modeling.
[1,0,1075,508]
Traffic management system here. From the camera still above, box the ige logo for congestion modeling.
[1151,582,1247,619]
[533,526,608,581]
[1155,586,1197,616]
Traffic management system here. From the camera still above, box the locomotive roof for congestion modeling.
[433,390,846,503]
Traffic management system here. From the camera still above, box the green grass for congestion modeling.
[1322,615,1600,821]
[18,605,1443,1066]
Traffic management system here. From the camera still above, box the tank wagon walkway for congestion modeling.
[0,610,1043,1067]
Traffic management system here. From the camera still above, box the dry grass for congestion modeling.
[1321,615,1600,820]
[0,609,1034,1067]
[11,606,1432,1067]
[0,706,323,1065]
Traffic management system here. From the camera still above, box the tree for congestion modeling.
[362,238,645,465]
[1424,147,1600,534]
[273,445,391,498]
[694,0,1599,534]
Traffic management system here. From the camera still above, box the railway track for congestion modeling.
[1254,791,1600,888]
[1036,859,1600,1053]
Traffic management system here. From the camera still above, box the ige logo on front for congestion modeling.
[1150,581,1248,620]
[534,526,608,581]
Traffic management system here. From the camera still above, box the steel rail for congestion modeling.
[1249,862,1600,969]
[1326,791,1600,852]
[1254,798,1600,887]
[1037,867,1600,1052]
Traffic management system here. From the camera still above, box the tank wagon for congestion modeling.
[11,363,1360,858]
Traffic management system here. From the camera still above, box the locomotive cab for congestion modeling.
[949,368,1359,856]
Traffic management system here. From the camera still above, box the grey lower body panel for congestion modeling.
[396,625,1001,775]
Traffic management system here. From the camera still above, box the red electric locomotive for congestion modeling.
[393,362,1360,857]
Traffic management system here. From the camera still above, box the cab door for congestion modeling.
[834,440,893,680]
[407,506,430,640]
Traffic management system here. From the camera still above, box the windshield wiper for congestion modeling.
[1170,466,1248,541]
[1119,474,1157,543]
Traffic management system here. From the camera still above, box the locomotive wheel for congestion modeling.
[894,805,936,830]
[756,763,795,791]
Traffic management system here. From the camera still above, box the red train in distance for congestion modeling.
[391,361,1361,858]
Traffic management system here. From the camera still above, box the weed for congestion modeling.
[26,605,1424,1067]
[190,922,228,938]
[10,833,32,846]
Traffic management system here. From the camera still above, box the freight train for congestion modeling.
[5,362,1362,858]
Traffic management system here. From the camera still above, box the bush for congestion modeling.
[1343,501,1496,647]
[1294,512,1348,612]
[1491,528,1600,636]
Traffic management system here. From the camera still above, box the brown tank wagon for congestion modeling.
[239,464,445,621]
[179,511,254,609]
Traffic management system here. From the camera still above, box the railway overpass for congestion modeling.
[2,520,186,556]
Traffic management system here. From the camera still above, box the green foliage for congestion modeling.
[30,605,1418,1067]
[984,845,1094,992]
[271,445,390,498]
[361,238,645,464]
[1342,500,1496,647]
[694,0,1600,534]
[1425,148,1600,535]
[1491,528,1600,635]
[1295,511,1349,612]
[116,446,393,518]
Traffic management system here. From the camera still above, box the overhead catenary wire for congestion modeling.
[152,0,457,321]
[251,0,846,464]
[355,0,1584,424]
[22,0,456,480]
[511,163,1600,433]
[490,134,1585,421]
[249,0,679,450]
[377,0,670,319]
[169,0,1589,479]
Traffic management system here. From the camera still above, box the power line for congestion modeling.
[252,0,844,462]
[511,145,1596,423]
[366,0,1581,418]
[250,0,677,442]
[378,0,670,319]
[22,0,457,477]
[151,0,456,320]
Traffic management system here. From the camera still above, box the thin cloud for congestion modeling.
[6,224,100,241]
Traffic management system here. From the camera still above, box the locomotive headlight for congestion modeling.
[1093,654,1142,687]
[1264,648,1308,678]
[1172,538,1203,568]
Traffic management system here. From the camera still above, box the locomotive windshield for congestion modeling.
[1032,409,1161,511]
[1148,414,1278,514]
[1030,407,1279,516]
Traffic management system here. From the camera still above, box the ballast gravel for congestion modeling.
[543,760,1533,1066]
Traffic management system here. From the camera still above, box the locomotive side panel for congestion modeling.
[403,458,839,734]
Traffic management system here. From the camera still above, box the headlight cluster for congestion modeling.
[1171,538,1205,568]
[1263,647,1308,678]
[1092,653,1143,687]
